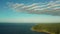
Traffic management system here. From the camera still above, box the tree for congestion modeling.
[31,23,60,34]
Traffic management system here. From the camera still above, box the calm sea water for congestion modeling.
[0,23,48,34]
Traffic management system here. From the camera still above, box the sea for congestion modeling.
[0,23,48,34]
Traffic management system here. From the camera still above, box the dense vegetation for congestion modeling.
[31,23,60,34]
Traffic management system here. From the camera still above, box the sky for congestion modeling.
[0,0,60,23]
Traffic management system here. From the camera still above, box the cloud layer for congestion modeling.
[7,0,60,16]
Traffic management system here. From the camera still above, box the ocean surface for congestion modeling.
[0,23,48,34]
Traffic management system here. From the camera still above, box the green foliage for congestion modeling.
[31,23,60,34]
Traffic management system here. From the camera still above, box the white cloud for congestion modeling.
[7,0,60,16]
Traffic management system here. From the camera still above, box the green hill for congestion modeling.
[31,23,60,34]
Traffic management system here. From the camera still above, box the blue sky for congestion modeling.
[0,0,60,23]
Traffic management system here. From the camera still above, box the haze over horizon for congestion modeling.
[0,0,60,23]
